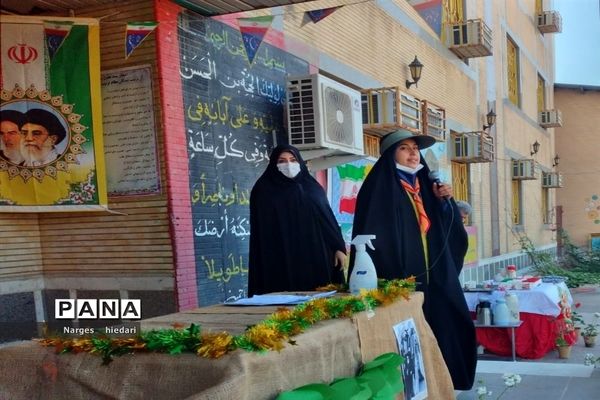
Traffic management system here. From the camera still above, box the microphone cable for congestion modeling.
[412,178,457,282]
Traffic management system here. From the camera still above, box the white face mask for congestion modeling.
[277,162,301,178]
[395,163,424,175]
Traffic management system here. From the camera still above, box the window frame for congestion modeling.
[512,179,522,225]
[451,161,470,224]
[542,186,552,224]
[537,74,546,115]
[507,36,521,107]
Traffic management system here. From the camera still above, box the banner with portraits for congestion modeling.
[0,16,107,212]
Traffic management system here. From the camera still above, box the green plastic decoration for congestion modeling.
[275,352,404,400]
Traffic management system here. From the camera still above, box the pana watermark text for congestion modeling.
[55,299,142,320]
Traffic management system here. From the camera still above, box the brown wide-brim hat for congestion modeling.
[379,129,436,155]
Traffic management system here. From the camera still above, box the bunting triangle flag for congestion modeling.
[125,21,158,59]
[307,7,341,23]
[238,16,274,65]
[43,21,73,61]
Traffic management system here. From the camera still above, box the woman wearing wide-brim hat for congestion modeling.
[349,129,477,391]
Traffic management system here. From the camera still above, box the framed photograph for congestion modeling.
[393,318,427,400]
[590,233,600,251]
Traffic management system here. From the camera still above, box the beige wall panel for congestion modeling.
[555,87,600,247]
[472,162,493,257]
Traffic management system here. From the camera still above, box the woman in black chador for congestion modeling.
[349,129,476,390]
[248,144,346,296]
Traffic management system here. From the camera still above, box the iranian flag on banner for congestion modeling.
[336,164,369,214]
[0,16,107,212]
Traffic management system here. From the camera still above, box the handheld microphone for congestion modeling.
[428,171,450,201]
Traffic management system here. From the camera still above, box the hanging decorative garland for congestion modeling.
[38,278,415,364]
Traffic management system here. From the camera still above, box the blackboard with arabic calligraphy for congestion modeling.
[178,12,309,305]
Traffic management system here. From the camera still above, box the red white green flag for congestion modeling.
[0,16,107,212]
[238,16,274,64]
[336,164,369,214]
[43,20,73,61]
[125,21,158,59]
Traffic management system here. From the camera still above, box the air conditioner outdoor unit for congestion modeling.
[451,131,494,163]
[422,100,446,142]
[542,172,563,188]
[537,11,562,34]
[539,110,562,128]
[361,87,422,136]
[446,19,493,58]
[512,159,537,180]
[287,74,364,161]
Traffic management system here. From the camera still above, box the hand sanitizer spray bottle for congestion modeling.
[349,235,377,294]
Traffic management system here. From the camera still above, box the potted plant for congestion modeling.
[555,319,576,359]
[571,303,584,338]
[582,313,599,348]
[554,296,576,358]
[555,334,572,359]
[572,310,584,339]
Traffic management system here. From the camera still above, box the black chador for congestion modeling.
[248,145,346,296]
[350,135,476,390]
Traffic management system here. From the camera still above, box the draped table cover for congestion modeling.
[0,292,455,400]
[463,282,572,359]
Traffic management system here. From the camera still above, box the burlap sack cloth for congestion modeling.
[353,291,455,400]
[0,292,453,399]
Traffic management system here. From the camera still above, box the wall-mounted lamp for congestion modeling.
[482,109,497,131]
[530,140,540,156]
[552,153,560,167]
[405,56,423,89]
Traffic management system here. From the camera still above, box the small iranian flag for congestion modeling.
[43,20,73,60]
[238,16,274,64]
[336,164,369,214]
[125,21,158,59]
[307,7,341,23]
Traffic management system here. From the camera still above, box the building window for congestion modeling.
[452,161,470,224]
[441,0,465,43]
[535,0,543,15]
[452,162,469,200]
[512,179,522,225]
[363,133,379,158]
[443,0,464,24]
[537,74,546,115]
[507,37,520,107]
[542,187,551,224]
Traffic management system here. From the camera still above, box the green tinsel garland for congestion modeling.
[39,278,416,363]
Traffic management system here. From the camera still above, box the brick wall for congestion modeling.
[155,0,198,310]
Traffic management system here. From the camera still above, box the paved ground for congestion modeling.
[456,285,600,400]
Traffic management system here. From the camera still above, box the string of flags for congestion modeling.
[40,20,159,60]
[40,4,341,64]
[237,6,341,65]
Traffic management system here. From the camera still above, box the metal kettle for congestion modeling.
[476,300,492,325]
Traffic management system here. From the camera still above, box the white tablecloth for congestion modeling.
[463,282,572,317]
